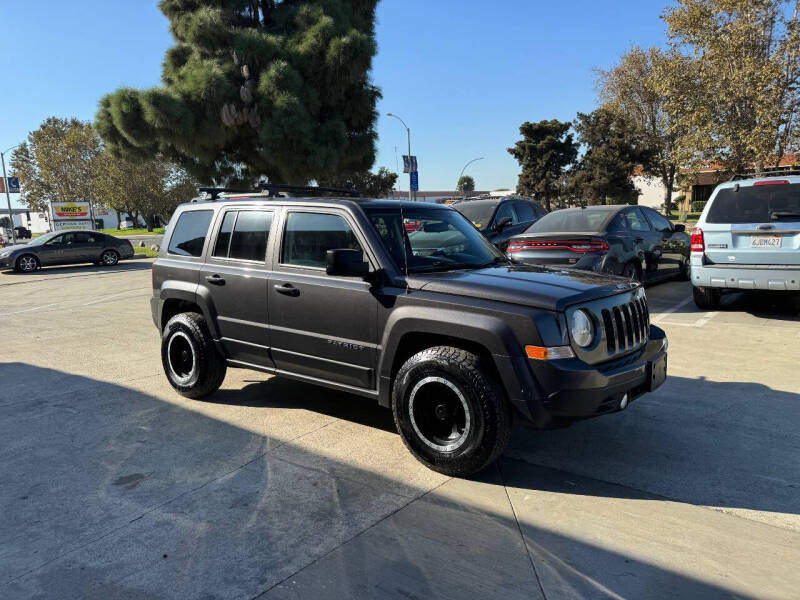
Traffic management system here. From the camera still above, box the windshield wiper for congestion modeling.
[476,256,514,268]
[771,211,800,220]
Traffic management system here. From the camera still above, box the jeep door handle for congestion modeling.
[205,274,226,286]
[274,283,300,297]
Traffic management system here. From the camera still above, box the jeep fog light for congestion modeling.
[570,309,594,348]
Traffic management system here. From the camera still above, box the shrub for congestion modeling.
[691,200,707,213]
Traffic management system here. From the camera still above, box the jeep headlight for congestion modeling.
[570,309,594,348]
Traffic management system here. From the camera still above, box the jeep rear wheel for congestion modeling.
[161,312,227,398]
[693,286,720,309]
[392,346,512,477]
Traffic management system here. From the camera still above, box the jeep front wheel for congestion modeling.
[392,346,512,477]
[161,312,227,398]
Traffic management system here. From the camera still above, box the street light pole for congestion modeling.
[386,113,413,202]
[457,157,484,198]
[1,144,21,245]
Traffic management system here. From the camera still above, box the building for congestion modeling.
[0,205,137,234]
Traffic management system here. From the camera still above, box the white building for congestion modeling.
[1,205,137,233]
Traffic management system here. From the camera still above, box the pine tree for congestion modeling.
[95,1,380,186]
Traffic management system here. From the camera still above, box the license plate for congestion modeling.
[751,235,781,248]
[648,355,667,392]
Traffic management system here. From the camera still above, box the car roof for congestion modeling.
[548,205,628,214]
[712,174,800,191]
[179,197,448,211]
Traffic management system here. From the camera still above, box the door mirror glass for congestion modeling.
[326,248,370,277]
[673,223,685,233]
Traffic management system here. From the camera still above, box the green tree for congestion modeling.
[656,0,800,172]
[507,120,578,211]
[569,108,655,205]
[10,118,101,212]
[322,166,397,197]
[457,175,475,194]
[92,152,196,231]
[597,46,684,214]
[95,0,381,186]
[0,217,11,229]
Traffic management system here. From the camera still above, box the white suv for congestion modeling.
[690,174,800,308]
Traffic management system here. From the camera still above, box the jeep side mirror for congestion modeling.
[673,223,685,233]
[495,216,512,232]
[326,249,370,278]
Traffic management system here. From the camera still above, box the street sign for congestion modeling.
[0,177,20,194]
[402,155,418,173]
[410,171,419,192]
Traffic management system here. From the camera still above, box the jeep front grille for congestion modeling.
[600,296,649,355]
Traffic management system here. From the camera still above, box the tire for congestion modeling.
[693,286,720,309]
[621,261,642,282]
[101,249,119,266]
[392,346,512,477]
[161,312,227,399]
[15,254,39,273]
[677,256,691,281]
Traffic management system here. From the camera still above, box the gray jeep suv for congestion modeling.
[151,192,668,476]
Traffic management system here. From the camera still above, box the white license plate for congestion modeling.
[751,235,781,248]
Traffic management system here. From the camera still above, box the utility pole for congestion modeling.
[1,144,21,245]
[387,113,413,202]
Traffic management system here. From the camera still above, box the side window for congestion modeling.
[627,209,651,232]
[514,201,536,223]
[494,202,518,225]
[46,234,64,246]
[168,210,213,257]
[229,211,272,262]
[282,212,362,269]
[62,233,76,245]
[643,207,673,232]
[608,214,628,233]
[75,232,98,243]
[212,211,236,258]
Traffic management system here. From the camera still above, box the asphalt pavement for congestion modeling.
[1,260,798,599]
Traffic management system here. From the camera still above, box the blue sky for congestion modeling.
[0,0,670,206]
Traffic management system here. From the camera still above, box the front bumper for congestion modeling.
[691,262,800,291]
[522,325,668,426]
[0,254,15,268]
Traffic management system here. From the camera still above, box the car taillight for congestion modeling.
[690,227,704,252]
[507,239,609,253]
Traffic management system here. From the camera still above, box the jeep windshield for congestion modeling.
[707,183,800,223]
[364,206,507,273]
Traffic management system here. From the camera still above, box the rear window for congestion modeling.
[526,208,615,233]
[168,210,213,257]
[707,184,800,224]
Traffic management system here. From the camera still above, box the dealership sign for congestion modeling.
[52,202,91,219]
[54,220,93,231]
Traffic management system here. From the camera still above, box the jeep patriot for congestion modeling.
[151,193,668,476]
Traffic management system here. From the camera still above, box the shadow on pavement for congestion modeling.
[0,363,794,599]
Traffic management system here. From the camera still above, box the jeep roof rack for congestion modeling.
[193,183,360,201]
[729,168,800,181]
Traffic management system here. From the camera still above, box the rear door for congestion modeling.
[268,208,378,390]
[641,207,684,276]
[73,231,103,262]
[625,208,666,279]
[200,208,275,369]
[703,181,800,266]
[513,200,538,231]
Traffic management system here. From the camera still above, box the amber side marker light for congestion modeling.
[525,345,575,360]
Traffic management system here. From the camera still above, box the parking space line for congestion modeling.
[651,296,694,323]
[694,312,719,327]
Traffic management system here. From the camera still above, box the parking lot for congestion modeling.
[1,260,799,599]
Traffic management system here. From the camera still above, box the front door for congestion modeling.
[268,209,378,390]
[38,233,70,265]
[199,208,275,368]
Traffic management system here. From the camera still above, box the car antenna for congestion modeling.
[399,201,410,294]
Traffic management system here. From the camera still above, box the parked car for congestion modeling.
[452,196,547,251]
[13,226,32,239]
[506,205,691,284]
[0,230,135,272]
[152,193,668,476]
[690,174,800,308]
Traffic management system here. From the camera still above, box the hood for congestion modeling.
[407,264,638,312]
